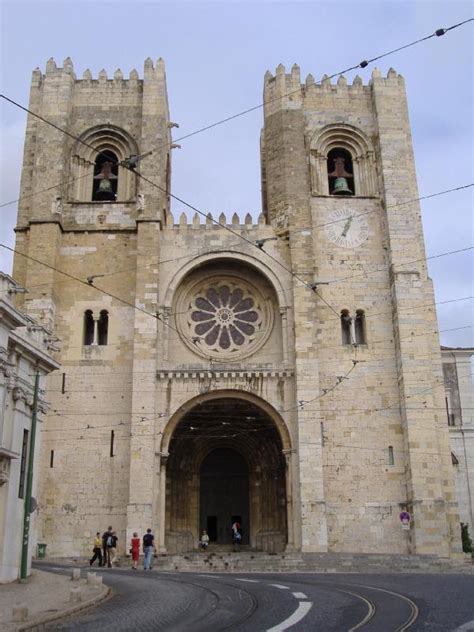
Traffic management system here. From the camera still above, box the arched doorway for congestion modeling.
[162,394,290,553]
[200,448,249,544]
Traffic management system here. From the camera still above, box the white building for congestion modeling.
[0,272,60,582]
[442,347,474,540]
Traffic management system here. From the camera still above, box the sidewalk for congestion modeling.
[0,568,109,631]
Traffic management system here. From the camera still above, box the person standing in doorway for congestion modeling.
[143,528,155,571]
[90,532,102,567]
[101,526,113,567]
[200,530,210,550]
[130,532,140,570]
[232,520,242,550]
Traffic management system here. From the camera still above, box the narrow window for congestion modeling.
[18,429,29,498]
[445,391,455,426]
[327,148,355,195]
[110,430,115,457]
[92,150,118,201]
[340,309,352,345]
[98,310,109,346]
[451,451,459,466]
[354,309,366,344]
[50,450,54,468]
[83,310,94,346]
[388,446,394,466]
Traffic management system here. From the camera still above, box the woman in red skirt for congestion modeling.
[130,532,140,570]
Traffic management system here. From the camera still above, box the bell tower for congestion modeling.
[12,58,173,552]
[261,64,461,556]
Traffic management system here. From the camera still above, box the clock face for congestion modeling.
[325,209,369,248]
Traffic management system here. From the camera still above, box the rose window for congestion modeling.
[191,284,263,352]
[176,276,273,360]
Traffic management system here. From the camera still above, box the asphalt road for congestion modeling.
[40,563,474,631]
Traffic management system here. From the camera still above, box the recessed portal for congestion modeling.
[200,449,249,544]
[164,395,289,554]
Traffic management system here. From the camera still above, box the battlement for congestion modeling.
[165,211,267,229]
[31,56,166,87]
[263,63,404,114]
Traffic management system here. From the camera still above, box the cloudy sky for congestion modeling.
[0,0,472,348]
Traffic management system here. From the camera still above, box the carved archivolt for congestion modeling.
[308,123,377,196]
[69,125,139,202]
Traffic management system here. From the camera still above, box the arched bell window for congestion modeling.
[327,148,355,195]
[92,151,118,201]
[309,124,377,196]
[70,126,139,202]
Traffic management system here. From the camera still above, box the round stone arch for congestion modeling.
[162,251,291,364]
[160,389,292,453]
[157,390,295,554]
[308,123,377,196]
[163,250,290,312]
[69,124,139,202]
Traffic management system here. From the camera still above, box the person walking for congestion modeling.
[143,528,155,571]
[101,526,113,567]
[90,532,102,567]
[107,531,118,567]
[130,532,140,570]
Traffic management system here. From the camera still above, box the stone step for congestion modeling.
[155,551,473,574]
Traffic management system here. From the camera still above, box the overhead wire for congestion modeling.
[2,19,472,212]
[2,18,472,429]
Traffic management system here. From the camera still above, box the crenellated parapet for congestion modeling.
[164,211,268,230]
[36,56,167,88]
[263,63,404,116]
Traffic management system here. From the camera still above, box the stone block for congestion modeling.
[70,586,82,603]
[12,604,28,623]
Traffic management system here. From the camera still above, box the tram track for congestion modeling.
[259,575,420,631]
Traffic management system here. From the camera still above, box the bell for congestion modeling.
[332,177,353,195]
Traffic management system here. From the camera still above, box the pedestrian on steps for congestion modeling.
[200,530,210,550]
[143,528,155,571]
[232,521,242,551]
[90,532,102,567]
[130,532,140,570]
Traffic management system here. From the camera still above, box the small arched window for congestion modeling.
[327,148,355,195]
[83,310,94,346]
[340,309,352,345]
[354,309,366,344]
[98,310,109,346]
[92,150,118,201]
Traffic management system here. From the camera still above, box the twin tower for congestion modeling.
[12,58,461,557]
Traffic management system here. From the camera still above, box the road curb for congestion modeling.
[17,584,111,631]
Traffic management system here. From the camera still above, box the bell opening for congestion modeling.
[327,148,355,195]
[92,149,119,201]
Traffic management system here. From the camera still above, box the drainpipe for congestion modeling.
[20,371,40,581]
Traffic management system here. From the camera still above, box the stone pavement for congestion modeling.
[0,569,109,631]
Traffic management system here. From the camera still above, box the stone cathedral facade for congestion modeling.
[11,57,463,558]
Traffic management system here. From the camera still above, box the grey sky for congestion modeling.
[0,1,472,348]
